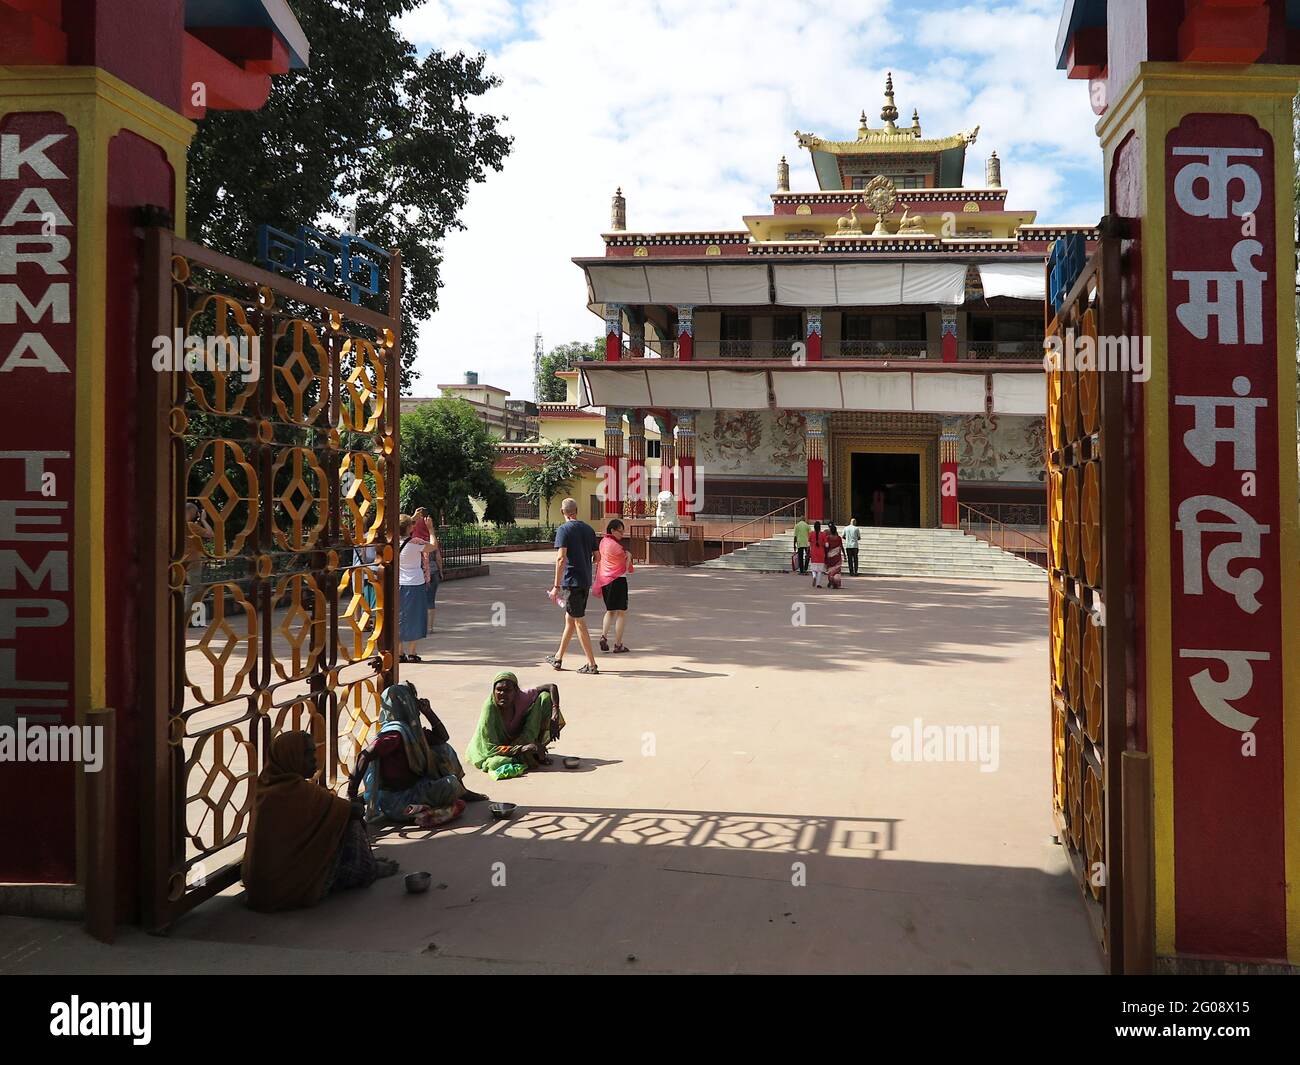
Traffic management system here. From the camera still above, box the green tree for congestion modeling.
[536,337,605,401]
[398,473,429,514]
[516,440,580,524]
[186,0,511,391]
[400,398,513,525]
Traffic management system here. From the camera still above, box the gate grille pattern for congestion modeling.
[144,234,399,923]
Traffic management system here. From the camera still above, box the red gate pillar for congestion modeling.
[939,417,960,528]
[1060,0,1300,969]
[804,413,826,521]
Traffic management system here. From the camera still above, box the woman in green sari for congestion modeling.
[466,672,565,780]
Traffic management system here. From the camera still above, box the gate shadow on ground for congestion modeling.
[166,802,1101,975]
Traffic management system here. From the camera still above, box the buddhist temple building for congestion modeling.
[574,75,1098,527]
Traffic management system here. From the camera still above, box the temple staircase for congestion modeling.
[698,526,1046,582]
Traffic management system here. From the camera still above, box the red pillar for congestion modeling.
[604,303,622,362]
[805,308,822,361]
[655,413,676,495]
[676,305,693,361]
[805,413,825,520]
[941,307,958,363]
[603,410,623,515]
[626,411,646,517]
[674,411,696,516]
[940,418,960,528]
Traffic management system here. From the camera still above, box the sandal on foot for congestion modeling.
[599,635,609,652]
[398,653,410,663]
[577,663,599,675]
[409,654,422,663]
[545,653,563,670]
[612,644,630,653]
[374,858,400,879]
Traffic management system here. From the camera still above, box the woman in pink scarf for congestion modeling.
[592,518,634,653]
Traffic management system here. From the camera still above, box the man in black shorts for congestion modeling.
[546,497,600,674]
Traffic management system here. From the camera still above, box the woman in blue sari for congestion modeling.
[348,682,487,827]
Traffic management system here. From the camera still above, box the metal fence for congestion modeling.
[435,525,483,570]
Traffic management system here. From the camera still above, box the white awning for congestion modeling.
[991,371,1047,414]
[770,372,843,409]
[586,263,770,306]
[707,370,769,408]
[772,262,967,306]
[913,373,987,413]
[580,365,1029,416]
[840,371,914,410]
[978,262,1046,300]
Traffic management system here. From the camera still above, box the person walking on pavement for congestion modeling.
[545,497,600,675]
[793,515,811,575]
[843,518,861,577]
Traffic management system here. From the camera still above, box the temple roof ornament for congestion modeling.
[880,71,899,130]
[795,71,979,190]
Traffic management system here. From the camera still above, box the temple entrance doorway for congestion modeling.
[851,452,920,527]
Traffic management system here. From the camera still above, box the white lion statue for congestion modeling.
[655,489,678,531]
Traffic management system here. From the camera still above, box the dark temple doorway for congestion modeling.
[851,452,921,528]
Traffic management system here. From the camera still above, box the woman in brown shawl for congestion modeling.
[243,730,397,912]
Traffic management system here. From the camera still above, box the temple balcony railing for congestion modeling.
[609,337,1046,363]
[963,340,1045,361]
[837,340,929,359]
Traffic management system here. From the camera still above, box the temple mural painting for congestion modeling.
[697,409,807,475]
[958,414,1046,482]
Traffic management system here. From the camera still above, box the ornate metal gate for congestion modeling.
[138,227,401,928]
[1045,224,1136,970]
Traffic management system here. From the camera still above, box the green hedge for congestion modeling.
[438,523,557,548]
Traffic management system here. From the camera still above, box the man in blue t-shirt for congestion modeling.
[546,497,600,674]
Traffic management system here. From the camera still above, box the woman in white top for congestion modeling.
[397,514,439,663]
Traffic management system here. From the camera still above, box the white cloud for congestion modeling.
[397,0,1102,401]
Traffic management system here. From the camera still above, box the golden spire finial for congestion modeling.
[880,71,898,130]
[858,109,868,138]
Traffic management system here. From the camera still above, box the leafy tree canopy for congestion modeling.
[536,337,604,402]
[187,0,511,391]
[516,440,580,525]
[400,398,513,525]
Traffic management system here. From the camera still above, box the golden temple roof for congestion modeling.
[795,71,979,156]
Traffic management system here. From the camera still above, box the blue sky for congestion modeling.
[396,0,1103,400]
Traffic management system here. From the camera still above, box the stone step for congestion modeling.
[700,527,1046,581]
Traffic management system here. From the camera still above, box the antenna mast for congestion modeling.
[533,330,544,403]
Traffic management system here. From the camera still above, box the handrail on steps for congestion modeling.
[718,498,806,557]
[958,502,1049,569]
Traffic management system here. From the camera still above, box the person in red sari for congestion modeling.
[824,522,844,589]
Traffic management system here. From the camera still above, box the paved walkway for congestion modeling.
[2,552,1102,974]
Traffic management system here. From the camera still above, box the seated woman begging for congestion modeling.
[349,681,488,828]
[243,730,399,912]
[466,671,565,780]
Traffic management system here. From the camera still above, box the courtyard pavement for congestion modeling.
[1,551,1103,974]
